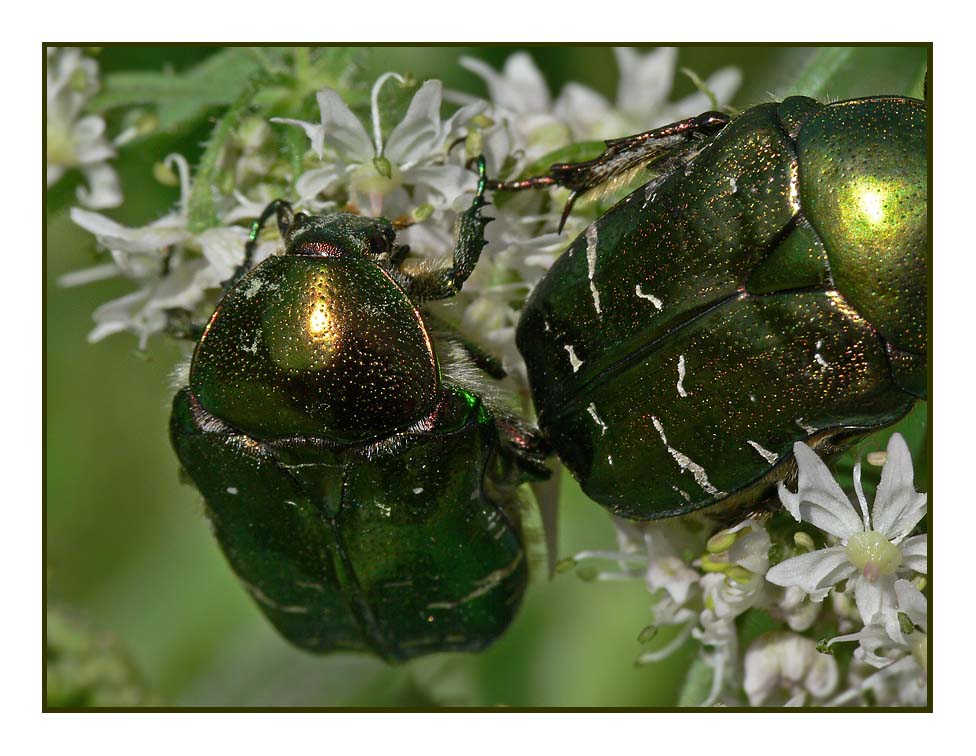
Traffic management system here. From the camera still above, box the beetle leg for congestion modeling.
[163,308,206,342]
[495,413,552,483]
[490,112,731,231]
[396,156,493,302]
[222,199,293,293]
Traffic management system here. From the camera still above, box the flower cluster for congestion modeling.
[47,47,124,209]
[61,48,739,383]
[573,432,928,707]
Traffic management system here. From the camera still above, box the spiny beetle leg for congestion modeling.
[401,156,493,301]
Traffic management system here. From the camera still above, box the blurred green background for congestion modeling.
[45,45,927,708]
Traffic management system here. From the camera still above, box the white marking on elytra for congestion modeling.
[425,553,524,610]
[676,354,688,398]
[671,485,692,503]
[587,403,608,436]
[226,487,238,495]
[642,184,657,209]
[242,334,260,354]
[796,418,818,434]
[376,501,392,516]
[635,284,663,310]
[564,344,583,372]
[412,487,424,495]
[813,339,829,368]
[284,500,297,507]
[607,455,614,466]
[651,416,724,496]
[243,278,263,299]
[543,319,551,332]
[241,579,309,614]
[747,440,779,465]
[585,224,602,316]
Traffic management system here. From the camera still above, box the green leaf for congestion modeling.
[677,655,715,707]
[90,48,274,133]
[187,76,267,232]
[46,606,158,708]
[789,46,927,101]
[736,608,784,649]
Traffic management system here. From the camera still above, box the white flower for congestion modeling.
[47,47,122,209]
[65,154,276,347]
[830,578,927,670]
[765,433,927,624]
[772,585,822,632]
[743,632,839,707]
[699,520,771,619]
[557,48,742,140]
[273,74,486,216]
[461,48,741,149]
[827,581,927,706]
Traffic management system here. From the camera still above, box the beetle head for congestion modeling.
[283,211,398,262]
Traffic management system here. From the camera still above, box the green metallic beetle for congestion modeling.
[170,162,548,661]
[494,95,926,521]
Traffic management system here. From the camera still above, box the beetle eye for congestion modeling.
[368,234,389,256]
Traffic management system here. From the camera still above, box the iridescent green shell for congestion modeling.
[517,96,926,520]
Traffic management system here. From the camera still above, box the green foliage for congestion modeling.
[677,656,715,707]
[736,608,785,649]
[46,607,158,708]
[90,48,268,133]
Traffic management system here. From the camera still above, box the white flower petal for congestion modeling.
[77,162,122,209]
[294,165,342,204]
[312,87,374,162]
[403,164,476,206]
[832,623,894,668]
[271,116,326,158]
[614,47,677,121]
[148,258,217,312]
[71,208,191,253]
[778,442,864,539]
[899,534,927,573]
[196,227,248,280]
[461,53,550,114]
[728,524,770,575]
[872,433,927,541]
[553,83,611,139]
[441,99,488,142]
[385,80,444,165]
[764,545,854,599]
[88,287,165,347]
[894,579,927,630]
[71,115,114,162]
[852,573,897,625]
[58,263,120,287]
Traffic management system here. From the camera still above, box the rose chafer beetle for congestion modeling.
[170,160,548,661]
[494,95,926,521]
